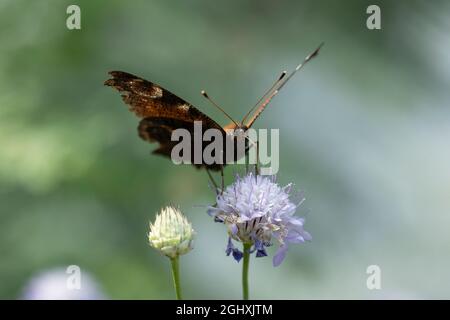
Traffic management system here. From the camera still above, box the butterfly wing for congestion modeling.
[104,71,226,170]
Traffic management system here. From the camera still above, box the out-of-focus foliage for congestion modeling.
[1,0,449,299]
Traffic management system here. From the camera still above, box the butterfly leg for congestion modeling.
[245,150,249,174]
[254,139,260,177]
[220,167,224,195]
[244,135,259,177]
[206,168,219,195]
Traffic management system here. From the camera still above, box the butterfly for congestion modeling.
[104,44,322,187]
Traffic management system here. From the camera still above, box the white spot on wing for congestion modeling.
[179,104,190,111]
[150,86,163,98]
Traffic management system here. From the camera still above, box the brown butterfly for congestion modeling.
[104,44,322,187]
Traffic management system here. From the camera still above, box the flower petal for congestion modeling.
[288,217,305,227]
[225,237,234,256]
[273,245,288,267]
[232,249,243,262]
[254,239,268,257]
[256,248,268,257]
[302,231,312,241]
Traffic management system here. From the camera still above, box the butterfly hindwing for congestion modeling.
[138,117,225,170]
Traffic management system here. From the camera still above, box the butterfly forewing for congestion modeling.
[104,71,228,170]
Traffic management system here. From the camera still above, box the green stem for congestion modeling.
[170,257,182,300]
[242,243,252,300]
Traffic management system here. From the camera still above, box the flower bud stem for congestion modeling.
[170,257,182,300]
[242,242,252,300]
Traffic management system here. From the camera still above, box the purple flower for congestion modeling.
[208,173,311,266]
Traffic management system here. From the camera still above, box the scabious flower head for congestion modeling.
[208,173,311,266]
[148,206,195,259]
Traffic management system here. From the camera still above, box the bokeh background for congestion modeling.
[1,0,449,299]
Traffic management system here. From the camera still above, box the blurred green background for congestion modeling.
[1,0,450,299]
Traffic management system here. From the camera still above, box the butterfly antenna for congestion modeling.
[201,90,239,127]
[241,71,287,125]
[206,168,220,194]
[245,43,324,128]
[277,42,323,91]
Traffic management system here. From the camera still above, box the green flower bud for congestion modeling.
[148,206,195,258]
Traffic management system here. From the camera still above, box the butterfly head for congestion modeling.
[223,122,248,136]
[233,124,248,137]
